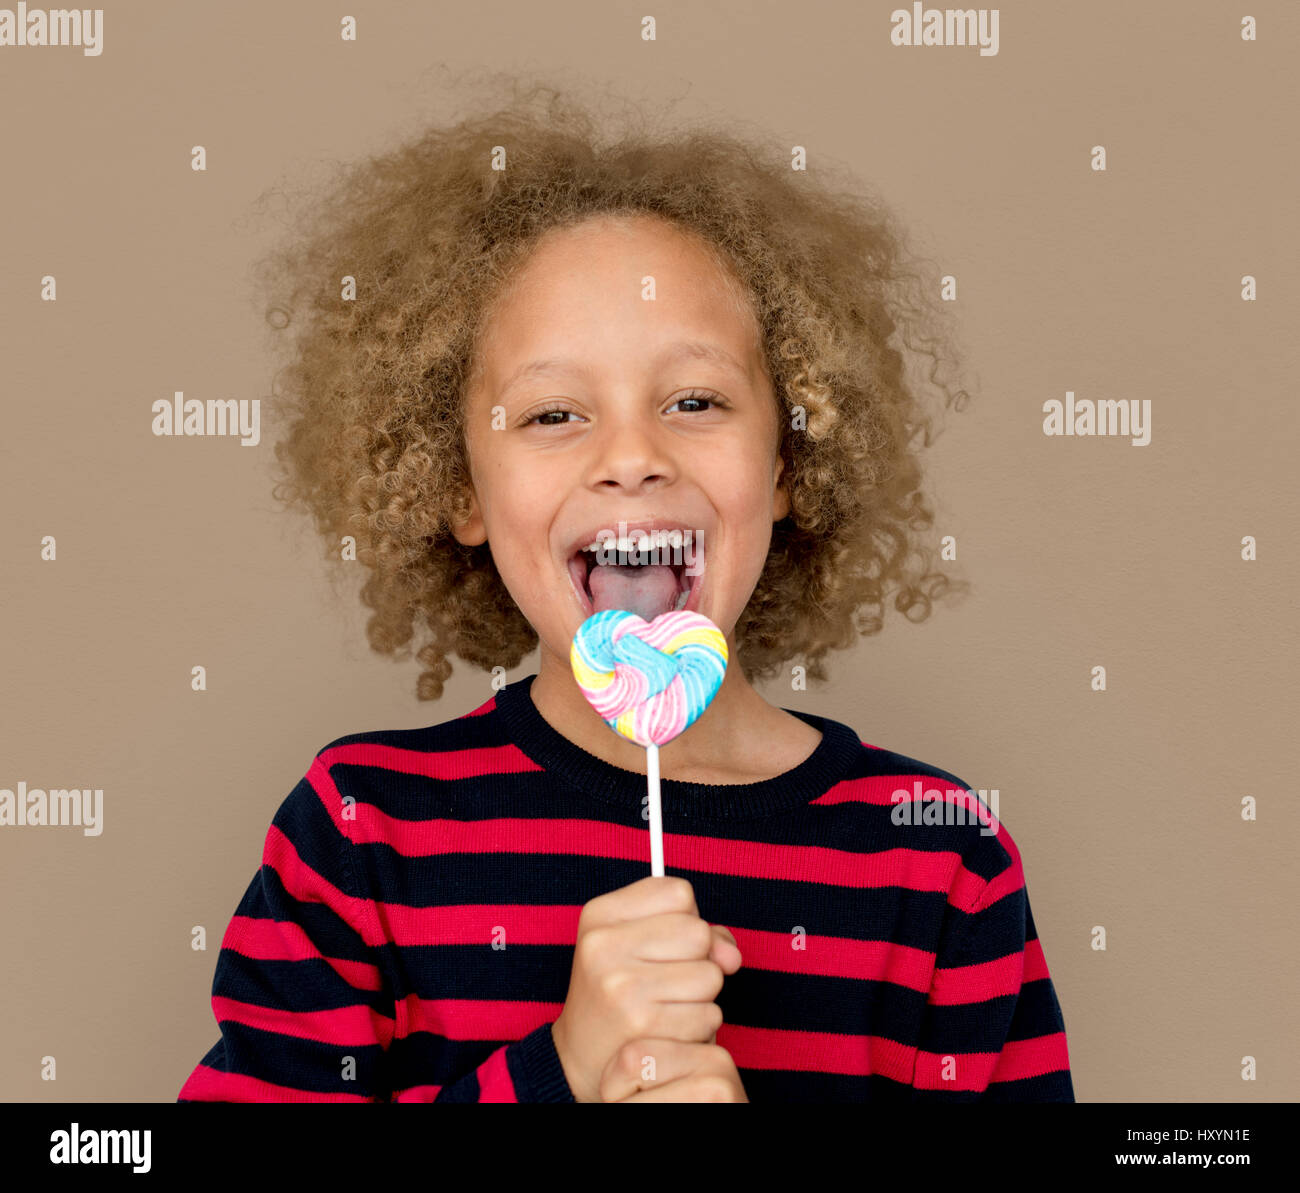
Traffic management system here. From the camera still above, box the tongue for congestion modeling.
[588,563,680,622]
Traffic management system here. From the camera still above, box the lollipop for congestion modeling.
[571,609,728,876]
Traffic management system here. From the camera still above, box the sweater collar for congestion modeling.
[492,674,863,823]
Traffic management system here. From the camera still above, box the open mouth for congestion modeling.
[566,529,705,622]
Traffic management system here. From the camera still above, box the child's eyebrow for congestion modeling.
[499,339,751,399]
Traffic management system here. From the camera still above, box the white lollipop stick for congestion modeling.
[646,742,663,877]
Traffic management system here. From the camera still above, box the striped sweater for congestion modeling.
[178,674,1074,1102]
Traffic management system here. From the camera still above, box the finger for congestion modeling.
[582,875,698,931]
[622,912,718,962]
[709,925,742,972]
[614,1076,732,1103]
[599,1037,698,1102]
[643,996,723,1046]
[637,958,726,1005]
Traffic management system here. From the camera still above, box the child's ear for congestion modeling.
[450,486,488,547]
[772,454,791,522]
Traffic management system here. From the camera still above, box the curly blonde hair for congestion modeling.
[251,75,973,701]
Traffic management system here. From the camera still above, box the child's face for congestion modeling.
[455,213,789,671]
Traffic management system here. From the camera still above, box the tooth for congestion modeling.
[580,529,702,559]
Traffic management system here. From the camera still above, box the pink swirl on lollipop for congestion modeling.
[569,609,729,748]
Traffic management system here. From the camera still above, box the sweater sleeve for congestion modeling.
[177,765,575,1103]
[910,825,1076,1102]
[392,1022,576,1103]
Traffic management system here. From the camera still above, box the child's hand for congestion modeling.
[551,875,742,1104]
[599,1038,750,1102]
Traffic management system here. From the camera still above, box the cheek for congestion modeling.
[721,454,777,516]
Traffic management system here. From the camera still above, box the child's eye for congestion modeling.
[520,389,728,427]
[668,389,727,414]
[523,404,581,427]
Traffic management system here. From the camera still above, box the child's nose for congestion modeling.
[587,419,678,492]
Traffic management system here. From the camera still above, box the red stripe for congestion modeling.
[364,908,943,992]
[474,1047,520,1102]
[1024,936,1050,982]
[392,1083,443,1102]
[327,806,985,899]
[727,927,939,989]
[815,775,997,820]
[911,1030,1071,1090]
[718,1023,917,1082]
[716,1023,1068,1087]
[930,950,1024,1004]
[911,1044,998,1089]
[370,902,581,950]
[316,741,545,783]
[212,994,395,1050]
[366,891,952,950]
[990,1031,1072,1084]
[178,1063,373,1103]
[222,915,383,991]
[319,742,988,822]
[391,994,563,1043]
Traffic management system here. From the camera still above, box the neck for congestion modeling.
[529,630,774,779]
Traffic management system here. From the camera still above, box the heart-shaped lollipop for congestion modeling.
[570,609,728,748]
[571,608,728,876]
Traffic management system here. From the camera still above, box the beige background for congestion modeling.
[2,0,1297,1102]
